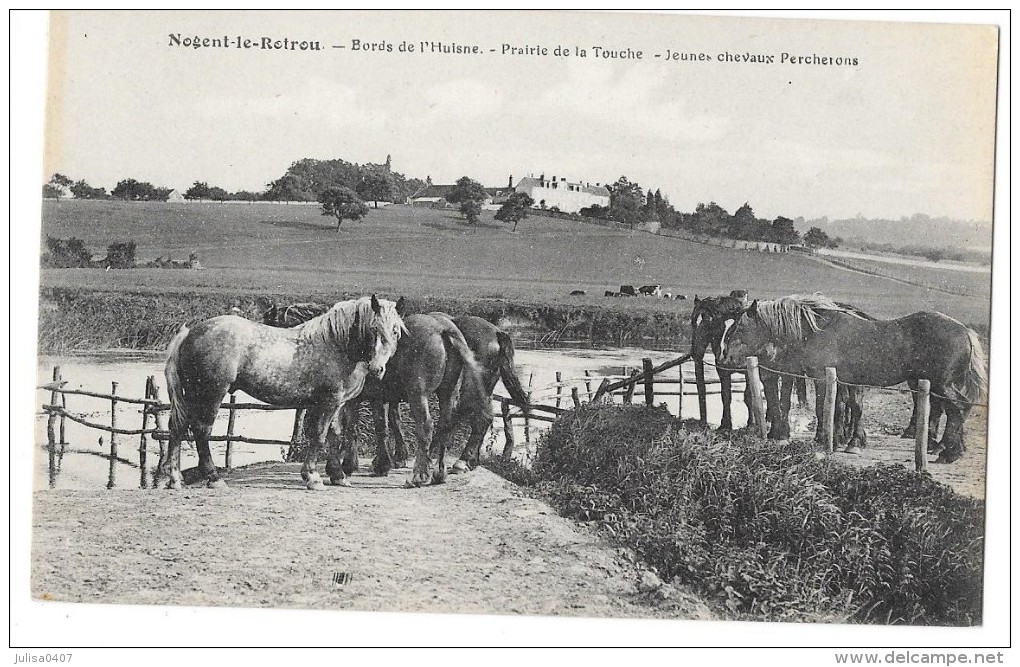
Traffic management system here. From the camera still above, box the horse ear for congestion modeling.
[395,296,406,315]
[693,294,700,304]
[371,294,382,315]
[747,299,759,316]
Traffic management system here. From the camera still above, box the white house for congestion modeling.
[512,174,610,213]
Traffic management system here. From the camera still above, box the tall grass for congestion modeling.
[529,404,984,625]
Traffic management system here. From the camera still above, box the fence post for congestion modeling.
[139,376,153,489]
[583,370,592,397]
[571,386,581,408]
[150,382,168,481]
[555,371,563,409]
[107,381,119,489]
[745,357,767,438]
[592,377,611,403]
[524,372,534,445]
[47,366,62,488]
[914,379,931,472]
[500,399,515,462]
[695,359,708,424]
[225,393,237,469]
[823,367,838,454]
[642,357,654,406]
[56,366,66,445]
[677,362,684,420]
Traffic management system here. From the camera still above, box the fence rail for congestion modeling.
[40,350,942,488]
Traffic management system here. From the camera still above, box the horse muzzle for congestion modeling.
[367,363,387,380]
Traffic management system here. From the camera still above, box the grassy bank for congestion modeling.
[37,287,694,354]
[497,405,984,625]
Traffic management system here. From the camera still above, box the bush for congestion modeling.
[42,236,92,268]
[532,404,984,625]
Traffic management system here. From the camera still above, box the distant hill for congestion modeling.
[801,214,993,252]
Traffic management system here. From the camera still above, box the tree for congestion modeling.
[769,216,801,245]
[70,179,107,199]
[42,183,65,199]
[185,181,212,200]
[804,226,838,249]
[319,186,369,231]
[608,176,644,229]
[42,173,73,199]
[446,176,488,224]
[103,241,137,268]
[579,204,610,219]
[112,178,168,201]
[494,192,535,232]
[42,235,92,268]
[357,172,394,208]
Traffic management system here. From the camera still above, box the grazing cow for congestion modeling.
[638,285,662,297]
[674,294,687,300]
[570,289,586,296]
[619,285,637,297]
[663,292,672,299]
[604,290,617,297]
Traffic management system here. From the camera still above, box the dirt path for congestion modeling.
[31,463,713,620]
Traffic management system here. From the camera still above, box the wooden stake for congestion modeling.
[225,393,237,469]
[695,359,708,424]
[108,381,118,489]
[47,366,60,489]
[583,370,592,396]
[642,357,654,407]
[745,357,767,438]
[571,386,581,408]
[139,376,153,489]
[677,363,684,420]
[500,399,515,462]
[823,367,838,454]
[555,371,563,409]
[915,379,931,472]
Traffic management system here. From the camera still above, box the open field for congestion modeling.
[40,201,990,328]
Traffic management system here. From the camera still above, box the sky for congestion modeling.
[42,10,1000,221]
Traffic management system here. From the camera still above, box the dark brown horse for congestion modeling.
[161,296,405,490]
[429,313,530,472]
[719,294,987,462]
[690,292,756,431]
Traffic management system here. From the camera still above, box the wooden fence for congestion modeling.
[38,354,936,488]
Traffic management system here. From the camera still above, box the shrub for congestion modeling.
[42,236,92,268]
[532,404,984,625]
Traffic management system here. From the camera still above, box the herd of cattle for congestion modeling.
[568,285,689,300]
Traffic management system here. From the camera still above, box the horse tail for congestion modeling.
[960,327,989,405]
[442,329,494,423]
[164,323,192,439]
[496,330,530,408]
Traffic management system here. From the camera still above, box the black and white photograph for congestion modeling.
[11,9,1009,657]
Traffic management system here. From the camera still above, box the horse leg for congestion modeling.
[431,393,458,485]
[406,394,435,488]
[370,401,394,476]
[193,421,226,489]
[936,399,967,463]
[813,379,827,446]
[325,406,351,486]
[301,407,337,490]
[844,387,867,454]
[927,396,947,455]
[901,379,919,438]
[763,372,781,439]
[718,368,733,431]
[776,376,794,440]
[159,427,185,490]
[390,402,409,468]
[340,406,359,476]
[453,418,490,473]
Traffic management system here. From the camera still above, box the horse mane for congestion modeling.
[752,293,867,343]
[296,297,383,349]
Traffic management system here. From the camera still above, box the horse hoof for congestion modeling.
[936,451,963,464]
[207,478,228,489]
[306,480,326,491]
[405,475,428,488]
[369,469,390,477]
[450,460,470,474]
[900,429,916,439]
[843,446,862,455]
[329,478,352,487]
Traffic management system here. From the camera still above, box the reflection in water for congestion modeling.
[36,348,746,489]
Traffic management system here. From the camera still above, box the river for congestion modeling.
[34,348,744,489]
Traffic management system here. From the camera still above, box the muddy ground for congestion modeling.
[31,463,714,620]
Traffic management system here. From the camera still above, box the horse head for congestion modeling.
[718,299,780,367]
[690,293,749,361]
[365,294,406,380]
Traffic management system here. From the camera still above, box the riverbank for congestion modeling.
[37,286,694,354]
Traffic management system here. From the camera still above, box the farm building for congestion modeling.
[512,174,610,213]
[165,189,186,202]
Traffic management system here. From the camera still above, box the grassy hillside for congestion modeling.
[39,200,990,328]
